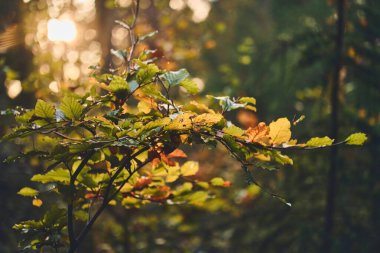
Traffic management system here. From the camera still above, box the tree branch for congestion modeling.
[70,149,151,253]
[67,151,95,248]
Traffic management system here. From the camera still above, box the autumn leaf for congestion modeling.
[32,198,43,207]
[245,122,271,145]
[269,118,291,145]
[193,113,223,125]
[167,149,187,158]
[137,100,152,114]
[134,176,152,190]
[165,113,194,130]
[166,165,180,183]
[181,161,199,176]
[345,132,367,145]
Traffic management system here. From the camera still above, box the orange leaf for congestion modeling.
[167,149,187,158]
[245,122,271,145]
[134,176,152,190]
[85,193,97,199]
[32,198,43,207]
[223,181,232,187]
[150,185,171,201]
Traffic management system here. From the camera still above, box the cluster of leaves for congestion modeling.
[2,50,366,250]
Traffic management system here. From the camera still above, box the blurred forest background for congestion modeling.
[0,0,379,252]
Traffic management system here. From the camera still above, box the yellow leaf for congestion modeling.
[223,125,244,137]
[137,100,152,114]
[32,198,43,207]
[306,136,334,147]
[166,164,180,183]
[186,100,215,113]
[254,153,271,161]
[193,113,223,125]
[345,132,367,145]
[165,113,194,130]
[181,161,199,176]
[18,187,39,197]
[269,118,291,145]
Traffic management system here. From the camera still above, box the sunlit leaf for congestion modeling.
[32,198,43,207]
[246,122,271,145]
[60,96,83,120]
[223,125,244,137]
[180,161,199,176]
[238,97,256,105]
[31,168,70,184]
[17,187,39,197]
[306,136,334,147]
[165,113,193,130]
[136,63,159,84]
[193,113,223,125]
[35,99,55,119]
[166,165,180,183]
[211,177,225,186]
[269,118,291,145]
[15,110,34,124]
[108,76,129,97]
[180,78,199,94]
[238,97,256,111]
[137,100,152,114]
[345,132,367,145]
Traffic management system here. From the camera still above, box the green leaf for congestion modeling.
[31,168,70,184]
[345,132,367,145]
[136,63,159,84]
[186,191,208,204]
[140,84,170,103]
[17,187,39,197]
[223,125,244,137]
[35,99,55,119]
[162,69,189,88]
[210,177,225,186]
[137,117,171,135]
[223,134,248,160]
[74,210,88,221]
[271,150,293,165]
[108,76,129,97]
[180,78,199,94]
[15,110,34,124]
[180,161,199,176]
[306,136,334,147]
[60,96,83,120]
[43,206,66,227]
